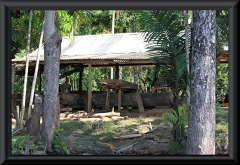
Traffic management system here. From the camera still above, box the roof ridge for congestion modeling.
[62,32,142,39]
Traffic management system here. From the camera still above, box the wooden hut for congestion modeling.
[11,33,173,113]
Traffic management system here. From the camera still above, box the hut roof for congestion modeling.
[12,33,154,66]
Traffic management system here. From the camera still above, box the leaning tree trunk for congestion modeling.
[41,10,62,150]
[20,10,33,127]
[187,10,216,155]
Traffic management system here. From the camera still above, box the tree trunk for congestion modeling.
[41,10,62,150]
[20,10,33,127]
[133,66,139,84]
[187,10,216,155]
[25,94,42,143]
[28,19,44,119]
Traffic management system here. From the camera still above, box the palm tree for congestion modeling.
[136,10,190,141]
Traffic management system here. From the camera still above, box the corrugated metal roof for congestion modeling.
[12,33,152,62]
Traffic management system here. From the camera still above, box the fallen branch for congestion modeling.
[144,135,160,141]
[156,140,169,143]
[88,107,120,118]
[12,128,22,135]
[132,127,158,134]
[73,111,88,118]
[116,142,138,153]
[96,141,115,150]
[79,118,104,122]
[111,116,125,121]
[113,134,142,140]
[89,111,120,118]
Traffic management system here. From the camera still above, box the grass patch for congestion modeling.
[215,106,228,151]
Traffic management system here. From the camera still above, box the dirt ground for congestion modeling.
[59,107,175,155]
[12,107,229,155]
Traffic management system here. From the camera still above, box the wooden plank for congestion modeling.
[118,88,121,111]
[60,107,72,112]
[113,134,142,140]
[105,88,110,111]
[79,64,83,91]
[37,68,41,92]
[88,63,92,113]
[115,63,119,79]
[96,141,115,150]
[135,91,144,113]
[59,67,79,79]
[100,79,138,90]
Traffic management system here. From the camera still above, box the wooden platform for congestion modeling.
[100,79,139,111]
[100,79,138,92]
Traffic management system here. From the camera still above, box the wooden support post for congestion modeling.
[11,64,15,113]
[135,91,144,113]
[12,64,15,95]
[16,106,20,129]
[105,88,110,111]
[119,66,122,80]
[79,64,83,92]
[110,67,113,79]
[38,66,42,92]
[88,63,92,113]
[115,63,119,79]
[110,67,114,92]
[118,88,122,111]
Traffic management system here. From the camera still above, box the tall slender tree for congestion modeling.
[41,10,62,150]
[20,10,33,127]
[187,10,216,155]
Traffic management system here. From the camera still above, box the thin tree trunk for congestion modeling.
[119,66,122,80]
[12,64,15,95]
[187,10,216,155]
[88,63,92,112]
[41,10,62,150]
[133,66,139,84]
[28,19,45,119]
[112,10,115,34]
[26,94,42,143]
[111,10,115,84]
[20,10,33,127]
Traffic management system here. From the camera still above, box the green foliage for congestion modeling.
[167,141,186,155]
[162,104,189,141]
[115,10,139,33]
[11,10,45,59]
[51,128,69,155]
[83,122,94,135]
[12,133,45,155]
[216,10,229,53]
[136,10,189,102]
[59,120,85,136]
[215,107,228,150]
[216,64,229,102]
[162,104,189,154]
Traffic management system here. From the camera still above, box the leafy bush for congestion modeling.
[12,133,45,155]
[162,104,189,142]
[51,128,69,155]
[216,64,229,103]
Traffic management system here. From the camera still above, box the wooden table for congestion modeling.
[100,79,142,111]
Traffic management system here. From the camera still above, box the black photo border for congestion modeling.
[0,0,239,164]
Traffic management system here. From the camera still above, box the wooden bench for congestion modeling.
[100,79,144,112]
